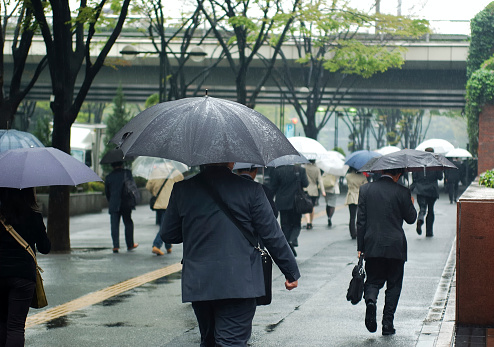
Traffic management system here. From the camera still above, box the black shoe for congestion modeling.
[426,233,434,237]
[365,302,377,333]
[327,219,332,227]
[382,324,396,335]
[306,223,312,230]
[416,220,423,235]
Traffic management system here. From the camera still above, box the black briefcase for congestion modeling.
[346,256,365,305]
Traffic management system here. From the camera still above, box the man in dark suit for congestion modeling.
[104,161,139,253]
[357,168,417,336]
[411,147,443,237]
[161,163,300,346]
[269,165,309,256]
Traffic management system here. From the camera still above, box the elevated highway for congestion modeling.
[9,33,469,109]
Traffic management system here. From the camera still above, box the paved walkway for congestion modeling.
[25,191,460,346]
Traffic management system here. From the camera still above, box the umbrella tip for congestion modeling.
[205,89,208,96]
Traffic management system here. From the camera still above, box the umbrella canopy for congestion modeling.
[415,139,455,155]
[287,136,328,160]
[345,150,382,170]
[0,147,102,189]
[316,151,348,176]
[132,156,189,180]
[111,96,298,166]
[374,145,401,155]
[233,153,309,170]
[100,148,136,164]
[0,129,44,152]
[359,149,458,173]
[445,148,473,158]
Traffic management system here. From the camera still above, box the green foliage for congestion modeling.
[466,3,494,79]
[323,40,405,78]
[101,86,133,174]
[145,93,159,108]
[134,176,147,188]
[479,170,494,188]
[332,146,345,157]
[465,55,494,155]
[32,114,52,147]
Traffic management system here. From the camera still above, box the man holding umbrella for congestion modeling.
[410,147,443,237]
[357,168,417,336]
[161,163,300,346]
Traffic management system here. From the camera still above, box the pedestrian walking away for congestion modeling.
[444,158,461,204]
[161,163,299,346]
[322,172,340,227]
[303,160,326,229]
[345,167,367,239]
[104,161,139,253]
[356,168,417,336]
[410,147,443,237]
[269,164,309,256]
[0,188,51,346]
[146,163,184,256]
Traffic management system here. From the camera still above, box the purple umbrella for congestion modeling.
[0,147,102,189]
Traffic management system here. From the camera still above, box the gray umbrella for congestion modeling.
[0,147,102,189]
[0,129,44,152]
[111,96,298,166]
[359,149,458,173]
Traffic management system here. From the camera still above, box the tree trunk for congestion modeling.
[0,102,15,128]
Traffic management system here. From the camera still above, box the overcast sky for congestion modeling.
[364,0,493,34]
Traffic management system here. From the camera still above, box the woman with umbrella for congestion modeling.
[0,188,51,346]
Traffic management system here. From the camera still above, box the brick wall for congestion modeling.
[478,104,494,175]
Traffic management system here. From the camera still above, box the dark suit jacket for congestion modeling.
[105,168,134,213]
[161,166,300,303]
[238,173,278,218]
[411,170,443,199]
[357,176,417,261]
[269,165,309,211]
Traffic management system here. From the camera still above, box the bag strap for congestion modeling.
[0,214,43,272]
[155,170,175,197]
[197,176,260,250]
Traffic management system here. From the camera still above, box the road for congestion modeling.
[25,191,457,346]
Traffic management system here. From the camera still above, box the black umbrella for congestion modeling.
[359,149,458,173]
[110,96,298,166]
[100,148,135,164]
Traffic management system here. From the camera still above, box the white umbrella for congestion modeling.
[445,148,472,158]
[415,139,455,155]
[374,146,401,155]
[288,136,328,160]
[316,151,348,176]
[132,157,189,180]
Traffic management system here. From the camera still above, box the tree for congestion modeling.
[30,0,131,251]
[0,1,47,129]
[198,0,301,107]
[466,3,494,79]
[271,0,429,140]
[132,0,209,102]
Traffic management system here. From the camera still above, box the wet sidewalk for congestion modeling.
[27,192,463,346]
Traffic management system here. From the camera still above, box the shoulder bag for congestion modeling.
[0,215,48,309]
[149,170,174,211]
[293,166,313,214]
[198,177,273,306]
[123,170,141,207]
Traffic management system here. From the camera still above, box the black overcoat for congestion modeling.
[357,176,417,261]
